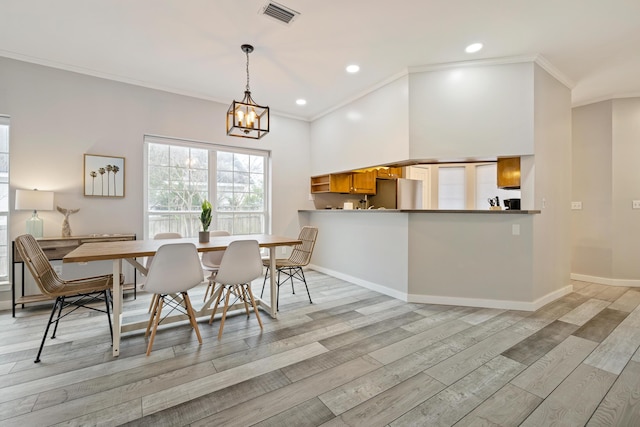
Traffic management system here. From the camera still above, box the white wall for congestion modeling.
[572,98,640,284]
[309,75,410,175]
[531,64,573,300]
[300,211,410,299]
[408,62,535,160]
[0,57,312,304]
[611,99,640,280]
[303,210,568,310]
[571,101,613,278]
[407,213,536,306]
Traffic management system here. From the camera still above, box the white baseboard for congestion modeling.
[308,264,573,312]
[0,300,11,312]
[531,285,575,310]
[308,264,408,301]
[407,285,573,312]
[571,273,640,287]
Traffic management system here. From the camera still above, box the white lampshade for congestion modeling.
[15,189,54,238]
[15,189,54,211]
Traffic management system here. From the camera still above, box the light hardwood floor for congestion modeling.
[2,272,640,426]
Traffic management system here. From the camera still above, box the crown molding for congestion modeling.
[13,49,640,120]
[0,50,308,122]
[312,55,578,121]
[408,54,538,73]
[532,54,575,89]
[572,91,640,108]
[409,54,575,90]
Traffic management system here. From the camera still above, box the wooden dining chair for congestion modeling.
[261,226,318,311]
[201,230,230,302]
[144,242,204,355]
[14,234,120,363]
[209,240,264,339]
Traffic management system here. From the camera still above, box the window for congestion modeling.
[438,166,465,209]
[216,151,266,234]
[476,163,521,209]
[0,117,8,283]
[144,136,269,238]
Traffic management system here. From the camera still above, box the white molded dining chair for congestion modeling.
[201,230,230,302]
[144,242,204,355]
[144,232,182,312]
[209,240,264,339]
[145,232,182,271]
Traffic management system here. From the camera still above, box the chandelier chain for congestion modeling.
[245,50,251,92]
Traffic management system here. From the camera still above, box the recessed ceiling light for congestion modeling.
[296,99,307,106]
[465,43,483,53]
[346,64,360,73]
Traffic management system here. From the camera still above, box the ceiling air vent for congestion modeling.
[260,1,300,25]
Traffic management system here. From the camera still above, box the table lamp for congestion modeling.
[15,189,54,238]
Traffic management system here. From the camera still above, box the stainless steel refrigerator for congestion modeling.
[372,178,423,209]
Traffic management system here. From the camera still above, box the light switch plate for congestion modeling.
[633,200,640,209]
[571,201,582,210]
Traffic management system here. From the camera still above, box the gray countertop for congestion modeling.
[299,209,541,214]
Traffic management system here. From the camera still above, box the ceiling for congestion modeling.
[2,0,640,121]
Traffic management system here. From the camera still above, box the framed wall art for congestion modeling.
[84,154,125,197]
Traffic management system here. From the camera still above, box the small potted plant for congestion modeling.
[199,199,212,243]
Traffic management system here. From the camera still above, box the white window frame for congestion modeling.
[143,135,270,239]
[0,116,9,287]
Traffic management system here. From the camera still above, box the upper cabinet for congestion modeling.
[331,173,352,193]
[351,171,376,194]
[497,157,521,189]
[375,167,403,179]
[310,171,376,195]
[310,174,347,193]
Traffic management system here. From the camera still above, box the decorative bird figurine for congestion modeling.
[57,206,80,237]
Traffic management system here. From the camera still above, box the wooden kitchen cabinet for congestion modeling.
[497,157,521,189]
[310,175,330,193]
[310,173,351,193]
[350,171,376,194]
[375,167,403,179]
[330,173,352,193]
[310,171,376,194]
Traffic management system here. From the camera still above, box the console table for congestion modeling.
[11,234,136,317]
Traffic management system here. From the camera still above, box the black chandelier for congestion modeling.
[226,44,270,139]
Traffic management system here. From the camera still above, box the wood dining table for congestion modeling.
[63,234,302,357]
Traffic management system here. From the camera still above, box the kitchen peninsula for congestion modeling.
[304,60,571,315]
[297,206,565,313]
